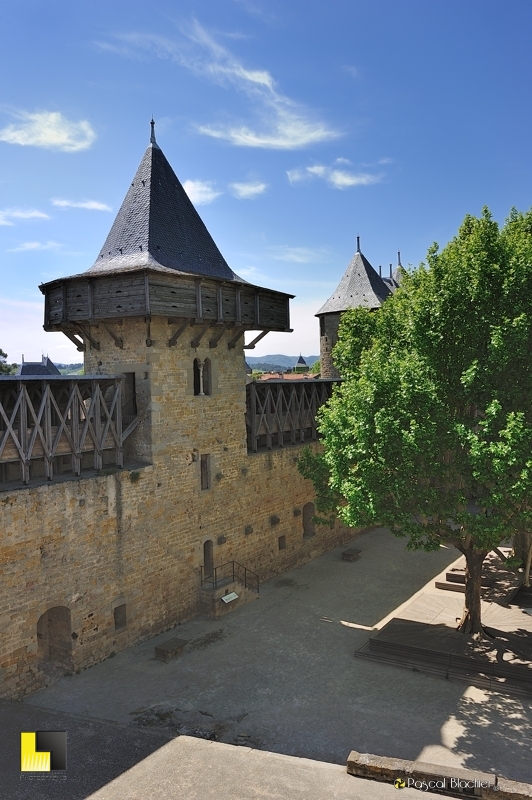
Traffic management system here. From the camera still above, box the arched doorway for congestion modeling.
[303,502,316,538]
[203,540,214,579]
[37,607,72,670]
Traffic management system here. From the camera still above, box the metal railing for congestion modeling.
[245,379,338,452]
[0,375,139,484]
[200,560,260,594]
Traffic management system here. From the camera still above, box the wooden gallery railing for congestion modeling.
[0,376,139,484]
[246,379,337,453]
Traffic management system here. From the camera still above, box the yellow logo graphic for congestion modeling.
[394,777,406,789]
[20,731,67,771]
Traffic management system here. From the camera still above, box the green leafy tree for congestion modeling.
[310,359,321,374]
[299,208,532,634]
[0,348,17,375]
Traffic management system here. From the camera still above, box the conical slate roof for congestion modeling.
[316,245,391,316]
[88,127,242,282]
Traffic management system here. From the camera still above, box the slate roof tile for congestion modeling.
[87,136,244,283]
[316,249,391,315]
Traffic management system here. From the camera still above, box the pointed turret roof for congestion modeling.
[316,238,391,316]
[87,122,242,282]
[296,354,307,365]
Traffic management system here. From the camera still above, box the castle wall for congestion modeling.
[0,317,358,699]
[319,313,341,379]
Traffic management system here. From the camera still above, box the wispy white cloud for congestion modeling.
[229,180,267,199]
[269,245,332,264]
[343,65,360,80]
[335,157,351,165]
[97,21,339,150]
[0,110,96,152]
[237,265,267,280]
[287,162,382,190]
[0,208,49,226]
[8,240,62,252]
[183,179,222,205]
[51,198,112,211]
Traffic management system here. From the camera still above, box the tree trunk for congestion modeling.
[513,531,532,565]
[525,542,532,588]
[457,548,487,634]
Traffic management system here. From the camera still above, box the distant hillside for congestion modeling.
[246,354,319,369]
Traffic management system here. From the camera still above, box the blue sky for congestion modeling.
[1,0,532,363]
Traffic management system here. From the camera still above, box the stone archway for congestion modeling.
[36,606,72,670]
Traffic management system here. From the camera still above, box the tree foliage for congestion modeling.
[0,348,17,375]
[299,208,532,633]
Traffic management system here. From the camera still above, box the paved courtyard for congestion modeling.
[23,527,532,785]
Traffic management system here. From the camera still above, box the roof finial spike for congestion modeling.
[389,263,392,278]
[356,235,361,253]
[397,250,402,266]
[150,118,156,145]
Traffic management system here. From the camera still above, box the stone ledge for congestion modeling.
[347,750,532,800]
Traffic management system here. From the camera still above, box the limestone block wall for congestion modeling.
[319,313,341,379]
[0,317,358,699]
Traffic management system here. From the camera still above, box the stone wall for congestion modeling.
[319,313,341,379]
[0,317,358,699]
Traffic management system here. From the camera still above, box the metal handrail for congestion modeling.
[200,560,259,593]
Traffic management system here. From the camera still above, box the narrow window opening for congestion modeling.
[193,359,212,396]
[114,604,127,630]
[319,317,325,337]
[200,454,211,490]
[193,359,201,395]
[123,372,137,417]
[203,358,212,396]
[278,535,286,551]
[203,540,214,579]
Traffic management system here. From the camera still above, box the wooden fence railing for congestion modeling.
[245,379,337,452]
[0,376,139,484]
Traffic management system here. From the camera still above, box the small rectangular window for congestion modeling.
[123,372,137,416]
[201,454,210,490]
[319,317,325,337]
[278,535,286,551]
[114,604,127,630]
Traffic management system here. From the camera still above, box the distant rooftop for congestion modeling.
[317,239,402,316]
[16,356,61,376]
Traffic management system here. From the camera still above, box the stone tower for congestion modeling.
[40,123,292,466]
[315,238,401,378]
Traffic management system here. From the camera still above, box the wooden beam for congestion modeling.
[74,324,100,351]
[228,328,246,350]
[244,330,269,350]
[216,284,223,323]
[254,291,260,326]
[144,273,151,316]
[62,331,85,352]
[235,286,241,324]
[61,282,67,323]
[168,320,189,347]
[209,324,229,349]
[191,324,210,348]
[87,279,94,320]
[101,323,123,349]
[195,279,203,320]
